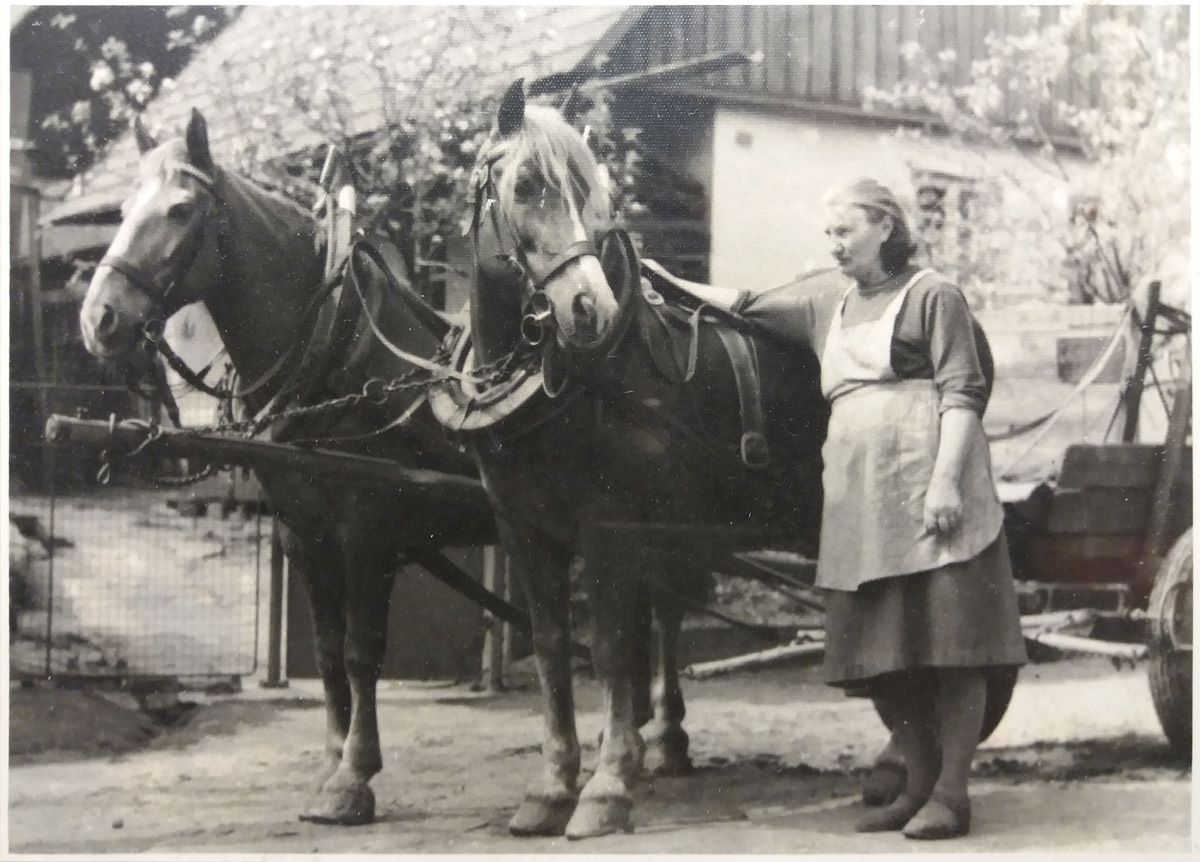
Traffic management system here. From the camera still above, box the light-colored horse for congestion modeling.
[454,82,836,838]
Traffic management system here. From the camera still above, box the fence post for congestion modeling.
[481,545,506,692]
[43,446,57,680]
[261,518,288,688]
[502,553,515,678]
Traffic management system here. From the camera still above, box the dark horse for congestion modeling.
[435,83,837,839]
[79,110,497,825]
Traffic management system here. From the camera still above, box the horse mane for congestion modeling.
[495,104,612,232]
[215,166,318,242]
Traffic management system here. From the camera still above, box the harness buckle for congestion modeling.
[740,431,770,470]
[142,318,166,344]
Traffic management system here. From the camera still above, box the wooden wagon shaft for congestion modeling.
[683,636,825,680]
[44,414,485,504]
[1027,631,1149,662]
[681,608,1137,680]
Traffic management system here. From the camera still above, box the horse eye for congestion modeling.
[167,201,194,222]
[513,176,538,200]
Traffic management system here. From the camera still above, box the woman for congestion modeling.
[700,178,1026,839]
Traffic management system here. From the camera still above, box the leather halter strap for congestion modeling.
[99,161,217,310]
[471,158,600,297]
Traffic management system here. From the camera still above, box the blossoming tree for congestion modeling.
[865,5,1189,308]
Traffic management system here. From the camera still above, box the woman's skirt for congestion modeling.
[822,529,1027,688]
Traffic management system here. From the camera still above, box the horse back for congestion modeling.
[613,290,827,544]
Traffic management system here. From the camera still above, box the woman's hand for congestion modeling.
[923,476,963,536]
[923,407,978,538]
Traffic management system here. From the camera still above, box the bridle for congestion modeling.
[97,160,238,410]
[100,161,218,322]
[100,160,340,408]
[468,151,604,347]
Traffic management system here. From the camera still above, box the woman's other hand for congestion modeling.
[923,476,963,535]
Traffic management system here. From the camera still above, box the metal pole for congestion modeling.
[261,518,288,688]
[1122,281,1161,443]
[44,447,57,680]
[501,553,515,680]
[481,546,505,692]
[26,193,54,491]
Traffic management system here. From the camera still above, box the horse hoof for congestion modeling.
[862,761,906,807]
[643,744,693,777]
[565,796,633,840]
[299,781,375,826]
[508,794,577,837]
[642,725,691,776]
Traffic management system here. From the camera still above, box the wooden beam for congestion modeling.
[580,51,751,92]
[1027,631,1149,662]
[684,638,825,680]
[43,414,487,505]
[1123,281,1161,442]
[1145,379,1192,560]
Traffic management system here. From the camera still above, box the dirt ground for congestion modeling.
[10,485,266,680]
[7,655,1192,855]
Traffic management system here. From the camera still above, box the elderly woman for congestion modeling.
[693,178,1026,839]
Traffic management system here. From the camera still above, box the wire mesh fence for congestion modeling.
[9,452,265,682]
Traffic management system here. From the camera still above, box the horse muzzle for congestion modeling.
[79,273,152,359]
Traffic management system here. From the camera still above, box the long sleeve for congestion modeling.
[915,282,989,416]
[732,269,845,351]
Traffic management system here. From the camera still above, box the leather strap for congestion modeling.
[713,323,770,469]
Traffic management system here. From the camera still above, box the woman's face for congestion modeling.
[824,205,893,284]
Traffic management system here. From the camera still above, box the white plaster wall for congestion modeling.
[710,108,916,289]
[709,105,1078,297]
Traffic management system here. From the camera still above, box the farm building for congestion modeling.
[36,6,1177,410]
[42,5,1169,293]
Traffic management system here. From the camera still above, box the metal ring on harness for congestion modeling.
[141,317,166,342]
[521,291,555,347]
[741,432,770,470]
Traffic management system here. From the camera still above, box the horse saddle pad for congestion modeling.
[636,263,769,470]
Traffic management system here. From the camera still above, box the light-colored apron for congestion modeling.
[815,270,1004,591]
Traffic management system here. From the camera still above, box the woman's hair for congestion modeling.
[824,177,920,274]
[863,206,919,274]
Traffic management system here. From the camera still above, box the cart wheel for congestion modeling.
[872,665,1018,741]
[1148,528,1192,756]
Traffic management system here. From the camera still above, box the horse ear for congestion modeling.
[497,79,525,137]
[185,108,213,172]
[134,116,157,154]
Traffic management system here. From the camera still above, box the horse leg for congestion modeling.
[566,538,643,839]
[641,578,693,777]
[630,582,654,730]
[506,529,582,837]
[596,585,650,760]
[281,528,352,795]
[302,528,395,826]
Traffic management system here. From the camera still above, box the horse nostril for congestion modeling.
[98,305,119,337]
[573,294,598,333]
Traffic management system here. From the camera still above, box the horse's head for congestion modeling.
[470,80,621,350]
[80,109,223,359]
